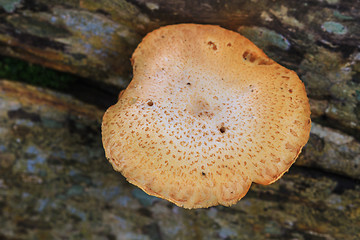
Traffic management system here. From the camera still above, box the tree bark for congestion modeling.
[1,0,360,135]
[1,79,359,240]
[0,0,360,238]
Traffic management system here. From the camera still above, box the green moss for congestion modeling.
[333,10,354,21]
[0,0,22,13]
[0,56,78,90]
[238,26,291,51]
[321,21,348,35]
[7,15,71,38]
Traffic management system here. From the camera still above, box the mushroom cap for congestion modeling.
[102,24,311,209]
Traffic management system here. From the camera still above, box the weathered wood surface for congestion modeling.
[0,0,359,137]
[0,0,360,239]
[1,80,359,240]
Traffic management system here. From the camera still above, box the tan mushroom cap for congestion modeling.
[102,24,311,209]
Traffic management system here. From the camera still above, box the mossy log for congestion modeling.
[0,0,360,239]
[0,0,359,136]
[1,80,359,239]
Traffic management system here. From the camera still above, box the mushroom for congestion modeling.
[102,24,311,209]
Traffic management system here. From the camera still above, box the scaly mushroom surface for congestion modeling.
[102,24,311,209]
